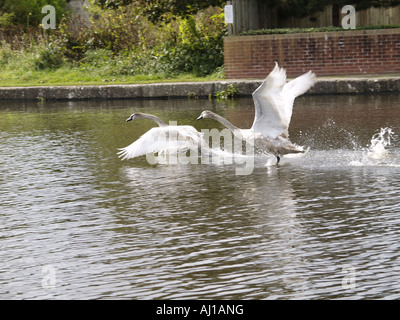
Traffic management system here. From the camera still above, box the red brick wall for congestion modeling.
[224,29,400,78]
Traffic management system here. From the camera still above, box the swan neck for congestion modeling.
[211,113,238,132]
[145,114,168,127]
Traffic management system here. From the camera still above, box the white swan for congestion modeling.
[197,62,316,163]
[118,112,207,160]
[251,62,316,139]
[197,110,304,163]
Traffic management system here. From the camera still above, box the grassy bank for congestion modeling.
[0,41,225,86]
[0,3,225,87]
[0,63,225,87]
[0,71,223,87]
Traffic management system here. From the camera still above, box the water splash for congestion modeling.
[347,127,395,167]
[292,127,398,168]
[366,127,394,159]
[297,119,360,150]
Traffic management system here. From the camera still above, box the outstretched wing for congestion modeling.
[282,70,316,129]
[251,62,316,139]
[118,126,203,160]
[251,62,287,139]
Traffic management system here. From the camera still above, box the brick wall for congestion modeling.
[224,29,400,78]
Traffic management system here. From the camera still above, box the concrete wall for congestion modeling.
[224,28,400,79]
[1,76,400,101]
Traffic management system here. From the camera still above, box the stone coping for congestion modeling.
[1,76,400,101]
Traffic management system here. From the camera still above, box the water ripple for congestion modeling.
[1,96,400,299]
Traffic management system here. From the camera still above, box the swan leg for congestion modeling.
[276,155,281,165]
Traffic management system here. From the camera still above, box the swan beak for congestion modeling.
[126,116,133,122]
[196,115,203,120]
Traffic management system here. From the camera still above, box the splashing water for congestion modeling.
[366,127,394,159]
[294,127,397,168]
[297,119,361,150]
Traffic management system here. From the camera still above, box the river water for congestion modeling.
[1,94,399,299]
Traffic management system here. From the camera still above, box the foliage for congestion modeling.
[0,12,14,27]
[0,0,68,28]
[159,10,226,76]
[33,42,65,70]
[93,0,225,22]
[82,3,161,52]
[0,41,11,65]
[67,3,226,76]
[214,84,239,100]
[0,1,226,82]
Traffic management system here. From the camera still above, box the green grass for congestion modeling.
[0,44,225,87]
[0,67,224,87]
[0,45,225,86]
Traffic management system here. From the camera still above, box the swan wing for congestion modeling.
[251,62,289,139]
[118,126,204,160]
[281,70,316,130]
[251,63,316,139]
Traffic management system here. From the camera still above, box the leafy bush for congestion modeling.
[33,43,64,70]
[0,12,15,27]
[0,41,12,65]
[83,3,163,52]
[80,48,114,69]
[0,0,68,28]
[64,4,226,77]
[0,2,226,79]
[214,83,239,100]
[157,9,226,76]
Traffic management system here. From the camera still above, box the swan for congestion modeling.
[118,112,208,160]
[197,62,316,163]
[197,110,304,163]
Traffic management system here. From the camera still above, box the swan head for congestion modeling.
[126,113,143,122]
[197,110,213,120]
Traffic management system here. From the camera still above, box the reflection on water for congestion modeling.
[1,94,400,299]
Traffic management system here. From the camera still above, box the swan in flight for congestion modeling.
[197,62,316,163]
[118,113,207,160]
